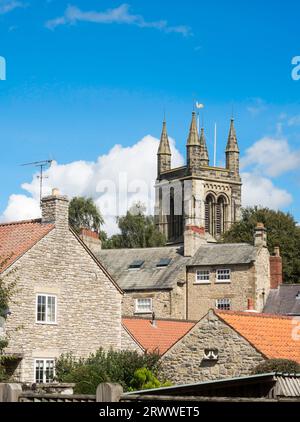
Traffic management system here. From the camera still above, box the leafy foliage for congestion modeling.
[223,206,300,283]
[253,359,300,374]
[129,367,172,391]
[0,257,18,381]
[69,197,104,234]
[55,348,162,394]
[103,202,166,249]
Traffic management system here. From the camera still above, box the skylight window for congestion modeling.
[156,258,171,267]
[128,260,144,269]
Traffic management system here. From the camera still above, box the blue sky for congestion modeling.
[0,0,300,231]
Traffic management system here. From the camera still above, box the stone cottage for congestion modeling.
[122,310,300,384]
[0,189,122,383]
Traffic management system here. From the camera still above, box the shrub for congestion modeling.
[55,348,162,394]
[129,367,172,391]
[253,359,300,375]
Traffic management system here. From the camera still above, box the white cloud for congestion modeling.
[241,136,300,177]
[1,194,41,222]
[0,0,25,14]
[241,172,292,209]
[0,135,184,235]
[45,4,191,36]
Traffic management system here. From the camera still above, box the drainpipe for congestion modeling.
[185,266,189,320]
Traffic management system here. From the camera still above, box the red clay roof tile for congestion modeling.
[0,219,54,272]
[122,317,195,355]
[216,310,300,363]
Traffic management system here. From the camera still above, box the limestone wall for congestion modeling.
[186,264,256,320]
[161,311,265,384]
[122,285,185,319]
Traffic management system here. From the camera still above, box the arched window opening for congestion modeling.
[169,187,175,240]
[216,196,226,235]
[205,195,214,235]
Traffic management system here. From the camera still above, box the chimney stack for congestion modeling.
[79,228,102,255]
[269,246,283,289]
[184,225,206,257]
[254,222,267,247]
[41,188,69,230]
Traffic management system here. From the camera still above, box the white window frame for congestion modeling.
[135,298,153,314]
[195,270,210,284]
[34,358,55,384]
[36,294,57,324]
[216,269,231,283]
[215,298,231,311]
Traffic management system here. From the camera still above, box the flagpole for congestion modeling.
[214,123,217,167]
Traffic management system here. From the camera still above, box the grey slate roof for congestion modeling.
[264,284,300,315]
[189,243,257,266]
[96,242,257,291]
[97,245,189,291]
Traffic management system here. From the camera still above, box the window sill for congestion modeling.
[36,322,58,326]
[215,280,231,284]
[134,311,153,315]
[193,282,211,285]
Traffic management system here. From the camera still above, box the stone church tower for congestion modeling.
[155,112,242,243]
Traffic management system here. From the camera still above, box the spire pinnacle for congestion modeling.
[158,119,171,155]
[187,111,200,146]
[226,118,239,152]
[199,127,209,165]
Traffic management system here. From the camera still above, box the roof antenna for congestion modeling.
[20,160,53,204]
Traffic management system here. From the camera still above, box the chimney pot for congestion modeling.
[247,298,254,310]
[274,246,280,257]
[52,188,60,196]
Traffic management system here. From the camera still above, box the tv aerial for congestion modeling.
[20,160,53,203]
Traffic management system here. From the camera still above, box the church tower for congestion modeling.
[155,113,242,243]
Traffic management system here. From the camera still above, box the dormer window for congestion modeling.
[156,258,171,268]
[128,260,144,270]
[296,292,300,300]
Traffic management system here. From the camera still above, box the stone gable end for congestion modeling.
[4,226,122,382]
[161,311,265,384]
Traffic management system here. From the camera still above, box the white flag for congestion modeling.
[196,102,204,109]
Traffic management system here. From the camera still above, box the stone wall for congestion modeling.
[255,246,270,311]
[121,326,143,353]
[4,224,122,383]
[186,263,256,320]
[122,285,185,319]
[161,310,265,384]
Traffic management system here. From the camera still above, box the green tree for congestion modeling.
[253,359,300,375]
[0,258,18,381]
[68,197,104,234]
[55,348,161,394]
[104,202,166,249]
[223,206,300,283]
